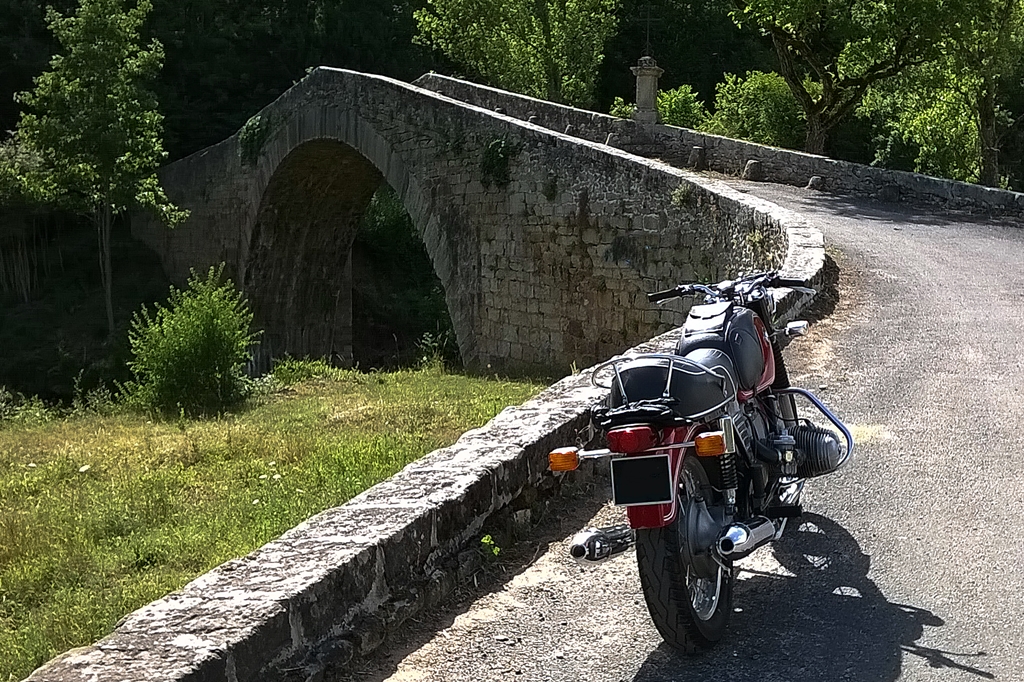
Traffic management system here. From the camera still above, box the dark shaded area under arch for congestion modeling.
[244,139,455,371]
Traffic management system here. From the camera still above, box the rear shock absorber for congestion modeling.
[719,417,739,512]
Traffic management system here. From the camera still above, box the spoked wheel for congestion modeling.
[636,454,733,652]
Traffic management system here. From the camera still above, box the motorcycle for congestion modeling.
[548,271,853,652]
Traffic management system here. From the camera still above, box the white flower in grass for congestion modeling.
[252,499,260,505]
[272,474,281,481]
[79,464,91,473]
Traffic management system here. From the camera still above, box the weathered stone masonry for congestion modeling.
[134,68,792,374]
[416,73,1024,215]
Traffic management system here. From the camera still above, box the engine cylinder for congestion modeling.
[792,423,844,477]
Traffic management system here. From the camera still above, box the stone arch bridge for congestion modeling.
[133,68,797,373]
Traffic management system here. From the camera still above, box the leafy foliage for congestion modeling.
[124,266,258,416]
[598,0,772,116]
[351,186,458,369]
[480,136,518,188]
[730,0,959,152]
[657,85,707,128]
[15,0,183,223]
[238,112,276,167]
[702,71,805,149]
[609,96,636,118]
[14,0,186,336]
[860,0,1024,186]
[414,0,620,107]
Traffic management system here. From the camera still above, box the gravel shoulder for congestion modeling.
[336,185,1024,682]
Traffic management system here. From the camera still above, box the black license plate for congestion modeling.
[611,454,673,506]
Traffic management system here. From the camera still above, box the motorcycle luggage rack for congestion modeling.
[591,353,737,423]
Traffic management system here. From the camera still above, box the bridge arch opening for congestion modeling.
[244,139,456,370]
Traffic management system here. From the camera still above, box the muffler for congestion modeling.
[716,516,776,560]
[568,524,635,565]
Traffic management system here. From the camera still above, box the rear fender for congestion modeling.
[626,424,702,529]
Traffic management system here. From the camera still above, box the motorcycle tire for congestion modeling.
[636,454,733,652]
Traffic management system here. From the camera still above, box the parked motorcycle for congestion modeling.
[549,271,853,652]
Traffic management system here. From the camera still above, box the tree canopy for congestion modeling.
[862,0,1024,185]
[729,0,960,153]
[414,0,620,107]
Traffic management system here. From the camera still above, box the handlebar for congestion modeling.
[646,271,812,305]
[646,283,717,303]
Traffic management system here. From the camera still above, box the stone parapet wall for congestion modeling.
[416,73,1024,215]
[27,215,827,682]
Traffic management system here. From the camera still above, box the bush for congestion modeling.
[701,71,805,149]
[609,96,636,119]
[657,85,707,128]
[124,265,259,416]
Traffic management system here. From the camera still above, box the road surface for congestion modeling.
[338,184,1024,682]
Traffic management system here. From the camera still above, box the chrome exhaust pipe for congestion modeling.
[568,524,635,565]
[716,516,776,560]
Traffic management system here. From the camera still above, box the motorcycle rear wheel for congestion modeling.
[636,455,733,652]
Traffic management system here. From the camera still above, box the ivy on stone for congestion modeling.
[480,136,518,188]
[238,112,276,167]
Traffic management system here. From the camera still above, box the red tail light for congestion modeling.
[607,426,658,453]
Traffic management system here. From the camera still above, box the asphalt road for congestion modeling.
[338,184,1024,682]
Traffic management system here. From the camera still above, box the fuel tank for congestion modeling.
[675,302,768,393]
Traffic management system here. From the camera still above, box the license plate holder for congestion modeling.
[611,454,674,506]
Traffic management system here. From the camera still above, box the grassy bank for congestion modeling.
[0,366,545,681]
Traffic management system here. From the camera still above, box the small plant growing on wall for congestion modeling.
[480,136,518,188]
[671,183,695,208]
[239,113,276,167]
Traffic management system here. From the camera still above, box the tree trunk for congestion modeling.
[978,87,1000,187]
[804,113,828,155]
[97,203,115,340]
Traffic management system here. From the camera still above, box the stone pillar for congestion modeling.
[631,56,664,125]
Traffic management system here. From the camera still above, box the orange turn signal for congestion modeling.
[549,447,581,472]
[694,431,727,457]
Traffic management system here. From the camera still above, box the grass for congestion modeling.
[0,364,544,682]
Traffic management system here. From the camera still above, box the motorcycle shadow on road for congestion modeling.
[633,513,994,682]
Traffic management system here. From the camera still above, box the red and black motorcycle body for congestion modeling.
[611,299,778,530]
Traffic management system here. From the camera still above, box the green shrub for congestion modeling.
[657,85,707,128]
[609,96,636,119]
[701,71,805,149]
[124,265,259,416]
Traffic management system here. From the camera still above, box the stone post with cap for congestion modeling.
[630,56,663,125]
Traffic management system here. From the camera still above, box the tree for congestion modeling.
[701,70,804,148]
[860,0,1024,186]
[414,0,620,107]
[15,0,186,338]
[729,0,955,154]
